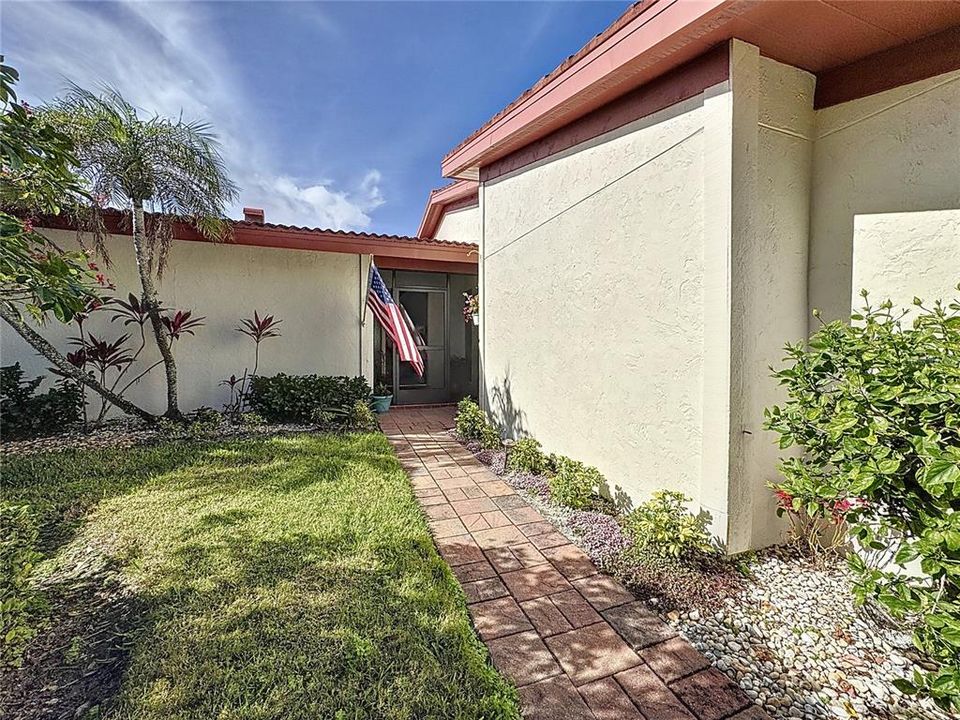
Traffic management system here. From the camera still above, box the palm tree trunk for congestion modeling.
[0,305,156,422]
[131,205,181,419]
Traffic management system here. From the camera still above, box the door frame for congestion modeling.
[393,282,450,405]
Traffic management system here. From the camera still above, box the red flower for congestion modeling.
[774,489,793,509]
[88,261,99,271]
[22,218,34,234]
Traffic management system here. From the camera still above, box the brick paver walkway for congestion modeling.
[381,406,769,720]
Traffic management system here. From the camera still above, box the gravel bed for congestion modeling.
[455,431,952,720]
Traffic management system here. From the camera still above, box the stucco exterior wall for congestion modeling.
[851,209,960,314]
[435,205,480,245]
[1,229,373,416]
[480,93,710,514]
[810,69,960,328]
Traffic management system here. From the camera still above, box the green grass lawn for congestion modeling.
[2,433,518,719]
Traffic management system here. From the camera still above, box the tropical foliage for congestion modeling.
[248,373,371,424]
[506,437,548,474]
[765,290,960,709]
[454,397,501,449]
[623,490,715,559]
[548,456,601,510]
[0,363,83,439]
[41,85,237,418]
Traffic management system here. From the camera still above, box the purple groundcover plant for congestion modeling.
[490,451,506,475]
[568,510,633,567]
[507,471,551,498]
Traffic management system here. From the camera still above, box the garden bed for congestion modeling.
[454,434,952,720]
[1,432,518,719]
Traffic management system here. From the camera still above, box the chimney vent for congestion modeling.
[243,207,265,224]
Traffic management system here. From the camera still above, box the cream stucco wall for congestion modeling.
[851,209,960,314]
[0,229,373,416]
[810,70,960,329]
[480,92,710,517]
[435,204,480,245]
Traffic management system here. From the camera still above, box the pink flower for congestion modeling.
[774,489,794,509]
[22,218,34,234]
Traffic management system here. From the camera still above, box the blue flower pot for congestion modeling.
[372,395,393,413]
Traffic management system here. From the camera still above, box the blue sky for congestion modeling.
[2,1,628,235]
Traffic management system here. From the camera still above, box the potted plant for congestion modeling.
[371,382,393,413]
[463,291,479,326]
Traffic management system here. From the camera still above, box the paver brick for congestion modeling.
[422,502,458,520]
[450,559,497,584]
[472,524,528,549]
[451,497,498,516]
[578,676,644,720]
[462,485,487,499]
[429,518,468,538]
[485,546,524,573]
[468,596,532,640]
[492,494,529,510]
[463,577,509,604]
[641,636,710,683]
[509,542,548,568]
[527,529,571,550]
[503,506,545,525]
[436,534,485,566]
[541,543,599,580]
[519,521,555,537]
[601,601,678,649]
[614,665,695,720]
[518,675,595,720]
[549,589,603,628]
[728,705,773,719]
[460,512,491,531]
[572,574,635,611]
[486,630,561,687]
[544,622,641,686]
[501,564,573,601]
[477,480,514,497]
[442,488,468,503]
[481,510,512,528]
[670,668,752,720]
[437,475,478,489]
[519,596,573,637]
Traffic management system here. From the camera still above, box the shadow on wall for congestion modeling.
[488,370,528,439]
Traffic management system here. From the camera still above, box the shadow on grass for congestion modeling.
[1,432,520,720]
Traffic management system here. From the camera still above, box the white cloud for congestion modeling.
[1,0,383,231]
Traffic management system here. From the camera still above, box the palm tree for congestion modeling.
[45,87,238,418]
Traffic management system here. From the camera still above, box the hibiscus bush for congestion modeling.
[765,290,960,710]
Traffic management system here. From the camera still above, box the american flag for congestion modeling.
[367,262,424,377]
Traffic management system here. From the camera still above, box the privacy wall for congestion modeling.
[480,93,710,520]
[1,230,373,416]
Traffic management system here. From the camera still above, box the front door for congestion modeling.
[394,287,448,404]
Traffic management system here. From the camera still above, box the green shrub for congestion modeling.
[1,504,42,665]
[623,490,714,559]
[1,364,83,439]
[455,398,502,449]
[455,398,486,439]
[765,291,960,710]
[249,374,371,424]
[349,400,379,432]
[507,437,547,474]
[311,400,379,433]
[549,456,601,509]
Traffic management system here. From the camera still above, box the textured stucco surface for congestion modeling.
[851,209,960,314]
[810,70,960,329]
[1,229,373,415]
[435,205,480,245]
[481,96,708,512]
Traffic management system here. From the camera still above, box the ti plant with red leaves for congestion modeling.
[162,310,205,341]
[223,311,282,419]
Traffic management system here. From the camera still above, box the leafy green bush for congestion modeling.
[507,437,547,474]
[349,400,379,432]
[310,400,379,433]
[1,363,83,439]
[765,291,960,710]
[549,456,601,509]
[249,374,371,424]
[623,490,714,559]
[1,504,42,665]
[455,398,501,449]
